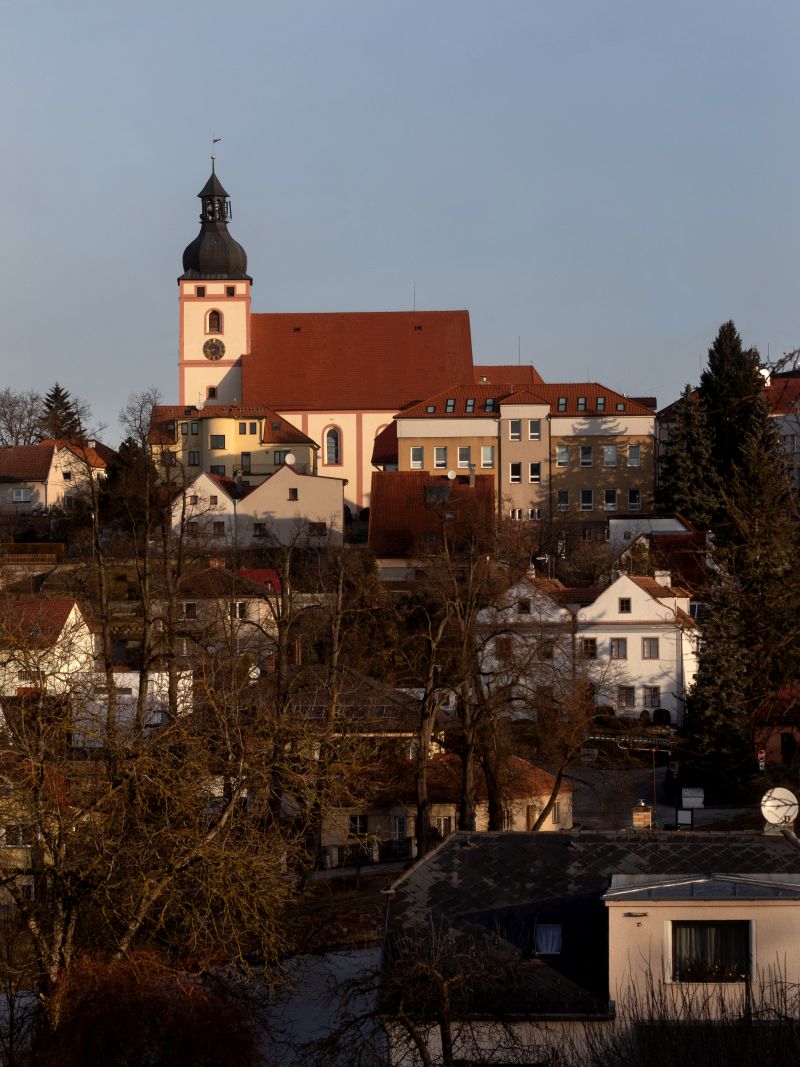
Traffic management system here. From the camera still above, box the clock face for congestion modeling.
[203,338,226,361]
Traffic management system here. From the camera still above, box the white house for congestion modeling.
[0,440,110,513]
[70,669,194,747]
[172,465,345,547]
[0,598,96,695]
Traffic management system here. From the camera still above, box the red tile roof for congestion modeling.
[237,568,282,593]
[374,754,570,806]
[474,364,545,386]
[41,440,112,470]
[0,598,81,647]
[629,576,692,599]
[399,381,655,420]
[535,384,654,417]
[754,684,800,725]
[371,421,398,466]
[0,444,56,481]
[148,406,314,447]
[368,471,495,556]
[243,311,474,411]
[765,373,800,416]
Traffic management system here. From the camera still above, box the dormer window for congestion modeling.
[465,398,475,413]
[445,398,456,413]
[426,404,436,414]
[557,397,567,412]
[596,397,606,412]
[577,397,587,411]
[484,398,496,412]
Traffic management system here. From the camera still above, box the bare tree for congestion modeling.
[0,388,45,447]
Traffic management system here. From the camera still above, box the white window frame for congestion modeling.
[457,446,471,469]
[410,446,424,470]
[580,489,593,511]
[556,444,569,468]
[603,445,617,468]
[434,446,447,469]
[12,488,32,503]
[529,419,541,441]
[628,488,641,512]
[529,462,541,483]
[509,462,522,484]
[627,443,641,467]
[509,419,522,441]
[557,489,569,511]
[481,445,494,468]
[580,445,593,467]
[604,488,618,511]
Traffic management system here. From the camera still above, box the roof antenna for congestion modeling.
[413,282,416,312]
[518,335,521,365]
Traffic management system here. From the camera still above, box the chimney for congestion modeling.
[654,570,671,587]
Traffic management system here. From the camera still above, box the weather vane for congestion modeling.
[211,136,221,167]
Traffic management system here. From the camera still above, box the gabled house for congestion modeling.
[0,599,96,695]
[171,464,345,548]
[0,439,111,513]
[381,831,800,1065]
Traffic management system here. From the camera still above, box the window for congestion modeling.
[410,446,424,470]
[196,286,206,297]
[580,445,593,467]
[226,285,235,297]
[434,446,447,469]
[642,638,659,659]
[509,419,522,441]
[308,521,327,537]
[627,444,641,467]
[529,507,541,520]
[596,396,606,412]
[434,816,452,837]
[207,387,216,399]
[557,489,569,511]
[603,445,617,467]
[209,465,225,476]
[12,489,32,502]
[249,422,257,435]
[628,488,641,511]
[274,450,289,466]
[239,422,246,434]
[617,685,635,709]
[210,435,225,450]
[253,523,266,537]
[502,809,514,830]
[577,396,587,411]
[556,444,569,467]
[517,598,531,615]
[582,638,597,659]
[186,521,198,535]
[230,602,247,620]
[509,507,522,520]
[240,452,251,474]
[426,404,436,414]
[580,489,593,511]
[3,825,34,847]
[209,495,218,505]
[484,398,496,412]
[481,445,494,468]
[529,462,541,483]
[288,487,298,501]
[445,398,456,413]
[207,310,222,333]
[458,446,471,469]
[166,420,175,434]
[181,423,189,436]
[535,924,562,955]
[618,598,631,613]
[325,427,341,465]
[393,816,407,841]
[672,921,750,982]
[495,636,513,662]
[604,488,618,511]
[537,638,554,661]
[643,686,661,708]
[616,402,625,411]
[465,398,475,413]
[212,521,225,537]
[181,602,197,620]
[509,462,522,484]
[610,638,627,660]
[557,397,567,412]
[191,422,199,435]
[349,814,368,836]
[529,419,541,440]
[189,494,199,505]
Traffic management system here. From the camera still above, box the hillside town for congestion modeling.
[0,160,799,1065]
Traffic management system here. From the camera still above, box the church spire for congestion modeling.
[180,161,251,281]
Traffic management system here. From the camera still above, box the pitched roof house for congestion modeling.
[0,440,110,512]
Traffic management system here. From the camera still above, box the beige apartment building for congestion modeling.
[394,382,655,520]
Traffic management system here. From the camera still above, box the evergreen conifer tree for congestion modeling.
[656,384,713,526]
[41,382,83,440]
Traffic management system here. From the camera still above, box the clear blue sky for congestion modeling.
[3,0,799,442]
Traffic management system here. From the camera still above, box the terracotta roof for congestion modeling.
[555,587,605,607]
[629,576,692,599]
[41,439,112,470]
[206,473,238,497]
[765,373,800,416]
[368,471,495,557]
[243,311,474,411]
[236,568,282,594]
[534,383,654,418]
[174,568,272,598]
[148,405,314,447]
[0,598,80,648]
[754,684,800,725]
[371,421,398,466]
[474,364,545,386]
[374,754,569,806]
[0,444,55,481]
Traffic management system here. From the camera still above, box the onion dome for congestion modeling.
[180,159,252,281]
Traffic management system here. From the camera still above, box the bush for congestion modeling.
[653,708,671,727]
[639,709,651,725]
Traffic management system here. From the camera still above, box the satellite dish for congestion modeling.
[196,401,205,411]
[761,787,799,825]
[284,452,296,466]
[446,470,457,480]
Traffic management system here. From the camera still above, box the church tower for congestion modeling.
[178,161,252,406]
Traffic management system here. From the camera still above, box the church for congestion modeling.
[171,162,478,513]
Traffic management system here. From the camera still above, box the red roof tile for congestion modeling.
[41,440,112,470]
[243,311,474,411]
[236,568,282,593]
[148,405,314,447]
[399,381,654,419]
[765,373,800,416]
[0,598,81,647]
[535,384,654,418]
[374,754,569,806]
[368,471,494,556]
[371,421,398,466]
[474,364,545,386]
[0,444,55,481]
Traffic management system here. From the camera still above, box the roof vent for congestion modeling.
[480,375,489,383]
[293,326,302,333]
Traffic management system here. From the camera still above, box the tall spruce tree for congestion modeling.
[656,384,713,526]
[41,382,83,440]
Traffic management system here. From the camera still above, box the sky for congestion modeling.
[3,1,799,443]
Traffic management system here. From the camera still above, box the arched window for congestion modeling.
[324,426,341,465]
[207,309,222,334]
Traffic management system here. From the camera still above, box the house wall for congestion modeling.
[0,604,96,696]
[550,431,655,517]
[606,898,800,1010]
[179,280,251,406]
[500,407,551,515]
